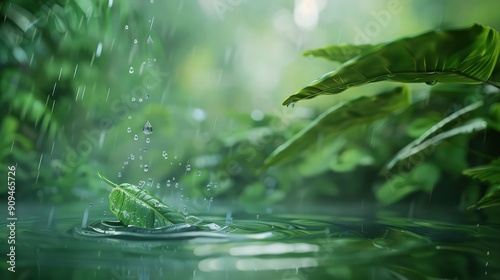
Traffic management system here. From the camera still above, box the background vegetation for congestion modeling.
[2,0,500,220]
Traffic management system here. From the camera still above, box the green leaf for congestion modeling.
[384,101,485,171]
[376,163,440,205]
[468,185,500,210]
[98,173,194,228]
[283,24,500,105]
[261,86,410,171]
[303,44,381,63]
[463,158,500,184]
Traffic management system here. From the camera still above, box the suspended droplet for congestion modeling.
[118,172,122,178]
[144,165,149,172]
[142,147,148,152]
[133,134,139,140]
[134,39,138,44]
[143,120,153,134]
[89,203,93,207]
[145,94,150,99]
[125,25,129,29]
[175,183,179,188]
[147,35,154,44]
[130,154,135,160]
[162,151,168,159]
[124,161,129,165]
[147,84,152,89]
[186,164,191,171]
[131,97,136,102]
[213,181,218,188]
[166,180,171,187]
[129,67,134,74]
[196,171,201,176]
[287,102,296,108]
[127,127,131,133]
[425,80,438,86]
[156,183,160,189]
[128,115,132,119]
[146,137,150,143]
[138,98,143,102]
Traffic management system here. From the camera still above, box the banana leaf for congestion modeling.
[260,86,410,171]
[283,24,500,106]
[98,173,196,228]
[468,185,500,210]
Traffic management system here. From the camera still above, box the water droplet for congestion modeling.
[156,183,160,189]
[144,165,149,172]
[146,137,150,143]
[129,67,134,74]
[166,180,171,187]
[147,35,154,44]
[162,151,168,159]
[175,183,179,188]
[127,127,131,133]
[145,94,150,99]
[142,147,148,152]
[139,98,143,102]
[147,84,152,89]
[134,38,138,44]
[89,203,93,207]
[130,154,135,160]
[128,115,132,119]
[125,25,129,29]
[256,215,259,219]
[143,120,153,134]
[186,164,191,171]
[133,134,138,140]
[136,218,140,223]
[117,172,122,178]
[131,97,136,102]
[287,102,296,108]
[124,161,129,165]
[196,171,201,176]
[213,182,218,188]
[425,80,438,86]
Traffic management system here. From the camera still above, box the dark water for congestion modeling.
[1,203,499,280]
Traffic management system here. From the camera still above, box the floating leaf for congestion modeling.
[261,86,410,171]
[463,158,500,185]
[468,185,500,210]
[384,101,485,172]
[283,24,500,105]
[98,173,193,228]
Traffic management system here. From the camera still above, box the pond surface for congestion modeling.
[1,202,499,280]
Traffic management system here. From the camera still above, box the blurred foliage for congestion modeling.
[1,0,500,222]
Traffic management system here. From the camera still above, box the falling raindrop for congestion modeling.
[117,172,122,178]
[166,180,171,187]
[213,181,218,188]
[145,94,150,99]
[144,165,149,172]
[129,67,134,74]
[133,134,139,140]
[186,164,191,172]
[131,97,136,102]
[143,120,153,134]
[256,215,260,220]
[134,39,138,44]
[156,183,160,189]
[175,183,179,188]
[196,171,201,176]
[147,84,152,89]
[89,203,93,207]
[128,115,132,119]
[147,35,154,44]
[142,147,148,152]
[125,25,129,29]
[127,127,132,133]
[146,137,151,143]
[124,161,129,165]
[139,98,143,102]
[162,151,168,159]
[130,154,135,160]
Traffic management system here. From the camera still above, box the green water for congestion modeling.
[1,203,498,280]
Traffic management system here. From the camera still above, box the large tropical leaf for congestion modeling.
[261,86,410,171]
[98,173,195,228]
[384,101,485,171]
[283,24,499,106]
[303,44,381,64]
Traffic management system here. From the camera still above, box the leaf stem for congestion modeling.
[98,172,118,188]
